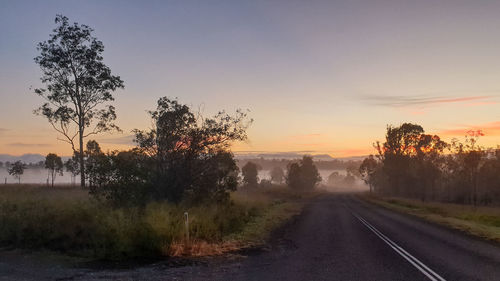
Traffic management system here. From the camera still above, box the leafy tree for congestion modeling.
[286,162,302,190]
[270,166,285,184]
[286,156,321,190]
[327,171,343,186]
[0,161,3,168]
[478,149,500,204]
[346,163,361,179]
[85,140,112,188]
[368,123,448,200]
[33,15,124,188]
[447,134,484,205]
[360,155,378,193]
[131,97,251,204]
[89,149,150,207]
[8,161,26,184]
[375,123,425,196]
[45,153,63,187]
[64,153,80,185]
[242,161,259,186]
[300,156,322,189]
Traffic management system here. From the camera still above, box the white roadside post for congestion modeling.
[184,211,190,246]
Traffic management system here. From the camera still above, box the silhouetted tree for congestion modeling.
[64,153,80,185]
[88,149,150,207]
[359,155,378,193]
[478,148,500,204]
[85,140,112,188]
[270,166,285,184]
[242,161,259,186]
[8,161,26,184]
[45,153,63,187]
[301,156,322,189]
[327,171,342,186]
[446,133,484,205]
[286,162,302,190]
[130,97,251,204]
[286,156,321,190]
[33,15,124,188]
[0,161,3,168]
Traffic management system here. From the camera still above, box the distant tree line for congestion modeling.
[360,123,500,206]
[241,156,321,190]
[237,158,361,171]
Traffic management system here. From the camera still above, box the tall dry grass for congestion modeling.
[0,184,306,259]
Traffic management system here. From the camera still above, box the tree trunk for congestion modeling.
[79,126,85,188]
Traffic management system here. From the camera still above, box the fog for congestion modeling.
[0,168,75,185]
[0,168,369,192]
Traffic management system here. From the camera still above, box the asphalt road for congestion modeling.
[181,194,500,281]
[3,193,500,280]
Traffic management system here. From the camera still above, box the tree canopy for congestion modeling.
[45,153,63,187]
[34,15,124,187]
[242,161,260,186]
[286,156,321,190]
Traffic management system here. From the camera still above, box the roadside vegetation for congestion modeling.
[0,184,315,259]
[360,123,500,206]
[364,195,500,243]
[359,123,500,242]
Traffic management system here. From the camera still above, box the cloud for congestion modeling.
[361,95,496,107]
[0,128,8,134]
[97,135,135,145]
[7,143,52,147]
[438,121,500,137]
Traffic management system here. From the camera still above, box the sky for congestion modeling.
[1,0,500,157]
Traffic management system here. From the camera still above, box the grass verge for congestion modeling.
[0,184,312,259]
[361,193,500,243]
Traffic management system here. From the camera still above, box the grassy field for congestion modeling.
[362,194,500,243]
[0,184,312,259]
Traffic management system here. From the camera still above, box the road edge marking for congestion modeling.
[352,212,446,281]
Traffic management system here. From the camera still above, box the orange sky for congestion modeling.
[1,1,500,157]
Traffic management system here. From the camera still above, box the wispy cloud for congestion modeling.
[0,128,8,134]
[97,135,135,145]
[361,95,496,107]
[7,143,52,147]
[438,121,500,137]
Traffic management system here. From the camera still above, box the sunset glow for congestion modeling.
[1,1,500,157]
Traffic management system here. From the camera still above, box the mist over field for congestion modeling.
[0,165,367,190]
[0,168,73,184]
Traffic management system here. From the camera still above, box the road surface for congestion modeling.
[2,194,500,280]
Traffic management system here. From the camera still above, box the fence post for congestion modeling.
[184,211,189,246]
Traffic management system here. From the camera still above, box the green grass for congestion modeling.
[0,184,310,259]
[362,194,500,243]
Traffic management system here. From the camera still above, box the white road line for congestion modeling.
[352,213,447,281]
